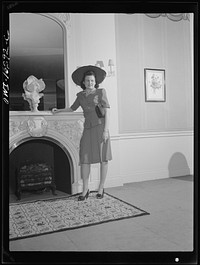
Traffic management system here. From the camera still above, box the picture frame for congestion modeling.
[144,68,166,102]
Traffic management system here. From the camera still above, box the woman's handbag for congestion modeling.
[95,103,105,118]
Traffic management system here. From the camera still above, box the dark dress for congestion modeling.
[70,88,112,164]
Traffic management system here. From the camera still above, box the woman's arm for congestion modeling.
[104,108,110,132]
[52,107,73,114]
[103,108,110,142]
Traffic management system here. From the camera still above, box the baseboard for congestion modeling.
[104,166,192,188]
[168,168,191,178]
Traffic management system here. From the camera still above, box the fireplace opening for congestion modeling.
[9,138,72,200]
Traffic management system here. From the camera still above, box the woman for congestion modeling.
[52,65,112,201]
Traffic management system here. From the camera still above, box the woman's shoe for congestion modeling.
[78,190,90,201]
[96,189,104,199]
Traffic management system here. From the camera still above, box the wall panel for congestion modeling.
[115,14,193,133]
[104,132,193,188]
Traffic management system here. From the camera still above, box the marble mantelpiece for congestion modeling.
[9,111,84,194]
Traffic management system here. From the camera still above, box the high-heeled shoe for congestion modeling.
[78,190,90,201]
[96,189,104,199]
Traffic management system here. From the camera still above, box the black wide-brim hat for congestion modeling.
[72,65,106,86]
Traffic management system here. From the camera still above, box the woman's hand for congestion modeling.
[52,108,59,114]
[103,130,109,143]
[52,107,73,114]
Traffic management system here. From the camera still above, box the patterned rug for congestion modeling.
[9,191,150,241]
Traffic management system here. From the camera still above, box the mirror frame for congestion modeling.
[9,12,70,112]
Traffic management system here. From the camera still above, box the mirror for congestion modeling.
[9,13,65,111]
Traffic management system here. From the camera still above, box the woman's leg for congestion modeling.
[81,163,91,195]
[98,161,108,194]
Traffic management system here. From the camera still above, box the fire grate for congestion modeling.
[16,161,56,200]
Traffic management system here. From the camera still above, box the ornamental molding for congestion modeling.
[145,13,190,22]
[9,117,48,138]
[56,13,71,25]
[48,119,84,149]
[9,115,84,149]
[27,117,48,137]
[48,13,71,31]
[9,120,27,138]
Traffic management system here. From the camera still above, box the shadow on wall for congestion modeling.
[168,152,190,178]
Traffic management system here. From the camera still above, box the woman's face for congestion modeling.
[83,75,96,90]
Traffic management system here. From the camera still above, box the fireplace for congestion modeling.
[9,111,84,197]
[10,138,72,199]
[16,159,56,200]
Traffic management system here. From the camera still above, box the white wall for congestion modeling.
[87,131,193,190]
[115,14,193,133]
[65,13,193,188]
[107,131,193,187]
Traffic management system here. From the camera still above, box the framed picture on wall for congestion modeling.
[144,68,166,102]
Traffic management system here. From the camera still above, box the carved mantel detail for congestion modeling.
[9,117,48,138]
[48,119,84,149]
[9,120,27,138]
[9,114,84,150]
[27,117,48,137]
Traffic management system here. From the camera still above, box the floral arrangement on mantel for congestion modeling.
[22,75,45,112]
